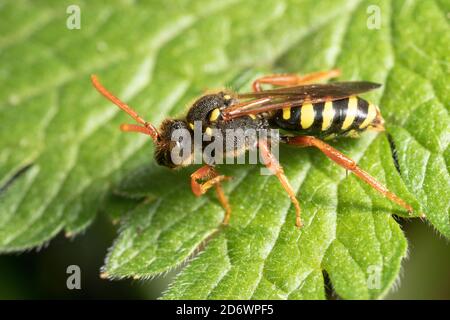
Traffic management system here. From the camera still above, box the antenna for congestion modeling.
[91,75,159,141]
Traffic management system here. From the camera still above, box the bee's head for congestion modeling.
[154,119,193,168]
[90,75,196,169]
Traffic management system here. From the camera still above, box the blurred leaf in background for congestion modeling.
[0,0,448,299]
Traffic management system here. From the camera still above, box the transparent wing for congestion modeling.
[222,81,381,119]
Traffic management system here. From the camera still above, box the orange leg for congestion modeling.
[191,165,232,224]
[259,140,303,228]
[252,69,341,92]
[285,136,413,213]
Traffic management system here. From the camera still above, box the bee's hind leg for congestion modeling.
[252,69,341,92]
[191,165,232,225]
[285,135,414,213]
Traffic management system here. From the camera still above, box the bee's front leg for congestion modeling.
[191,165,232,225]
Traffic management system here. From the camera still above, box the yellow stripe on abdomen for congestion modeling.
[359,103,377,129]
[322,101,334,131]
[341,96,358,130]
[301,103,315,129]
[282,107,291,120]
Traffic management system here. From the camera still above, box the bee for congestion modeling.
[91,69,413,228]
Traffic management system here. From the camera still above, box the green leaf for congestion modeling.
[0,0,448,299]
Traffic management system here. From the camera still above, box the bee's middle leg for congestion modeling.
[258,140,303,228]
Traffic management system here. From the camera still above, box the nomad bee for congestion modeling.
[91,70,413,228]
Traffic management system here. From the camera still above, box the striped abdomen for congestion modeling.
[270,96,384,139]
